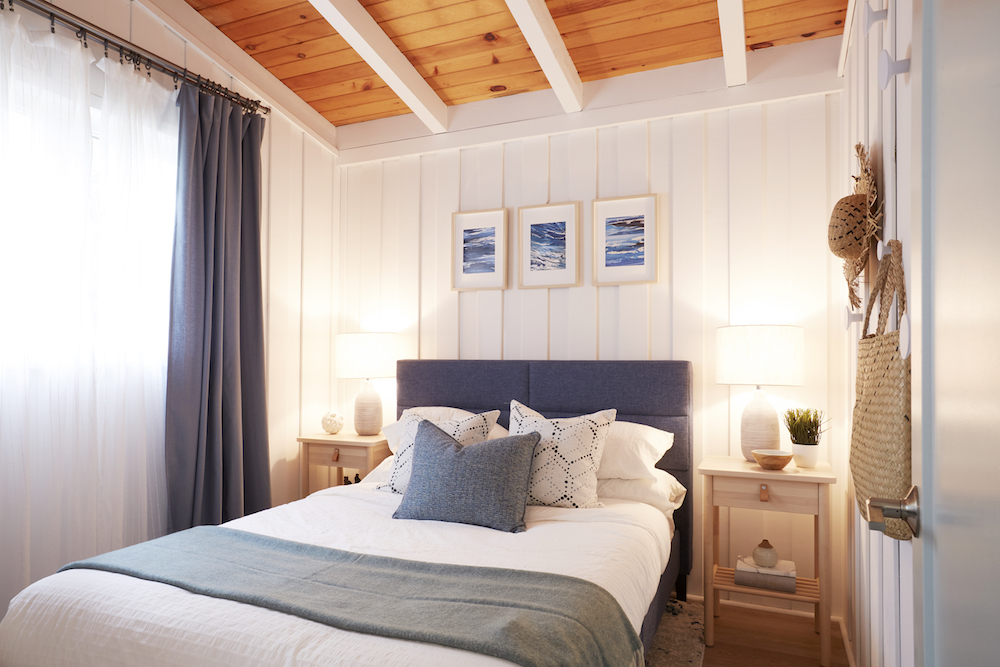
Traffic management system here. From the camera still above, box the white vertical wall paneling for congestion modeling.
[703,109,733,580]
[458,148,480,360]
[397,155,422,363]
[648,119,672,362]
[616,122,651,360]
[359,163,384,332]
[725,105,766,590]
[381,159,401,334]
[437,151,462,359]
[566,129,600,360]
[419,154,440,360]
[548,133,572,360]
[265,113,304,506]
[596,127,620,359]
[502,141,526,360]
[519,136,551,360]
[299,136,335,489]
[479,144,506,359]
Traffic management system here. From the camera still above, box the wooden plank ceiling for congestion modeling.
[186,0,848,128]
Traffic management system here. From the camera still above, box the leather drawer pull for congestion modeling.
[332,448,339,462]
[760,484,769,502]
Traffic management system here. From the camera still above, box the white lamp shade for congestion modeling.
[716,325,805,387]
[336,333,397,379]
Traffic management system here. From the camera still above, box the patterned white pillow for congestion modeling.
[377,410,500,495]
[509,400,616,509]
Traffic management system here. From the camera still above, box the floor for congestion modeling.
[703,603,851,667]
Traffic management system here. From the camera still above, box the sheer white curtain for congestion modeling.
[0,12,179,615]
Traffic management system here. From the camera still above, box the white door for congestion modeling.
[912,0,1000,664]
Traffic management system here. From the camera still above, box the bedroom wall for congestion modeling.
[331,95,852,617]
[43,0,341,511]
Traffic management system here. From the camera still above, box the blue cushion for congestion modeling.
[393,421,540,533]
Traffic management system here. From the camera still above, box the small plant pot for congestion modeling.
[792,442,819,468]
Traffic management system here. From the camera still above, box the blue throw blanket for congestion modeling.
[60,526,642,667]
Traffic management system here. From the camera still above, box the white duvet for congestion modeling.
[0,482,673,667]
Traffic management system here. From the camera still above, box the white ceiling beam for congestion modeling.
[504,0,583,113]
[718,0,748,87]
[307,0,448,134]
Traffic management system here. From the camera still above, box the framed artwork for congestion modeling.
[592,194,659,286]
[517,202,581,289]
[452,208,507,291]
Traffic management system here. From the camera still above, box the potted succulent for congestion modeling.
[783,408,826,468]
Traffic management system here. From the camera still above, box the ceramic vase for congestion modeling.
[792,442,819,468]
[752,539,779,568]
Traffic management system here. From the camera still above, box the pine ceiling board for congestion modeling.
[320,96,410,122]
[748,25,842,50]
[441,69,551,105]
[576,36,722,79]
[237,18,337,55]
[311,85,399,112]
[560,11,720,50]
[427,55,540,91]
[381,10,519,53]
[745,9,846,47]
[549,0,717,36]
[185,0,229,10]
[744,0,846,30]
[411,42,532,79]
[403,26,528,70]
[200,0,304,25]
[360,0,472,21]
[564,19,721,61]
[252,34,351,68]
[267,47,362,79]
[287,61,384,97]
[369,0,507,37]
[216,3,324,43]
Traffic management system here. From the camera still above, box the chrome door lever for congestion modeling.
[867,486,920,537]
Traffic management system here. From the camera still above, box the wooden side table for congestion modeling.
[297,432,390,498]
[698,456,837,666]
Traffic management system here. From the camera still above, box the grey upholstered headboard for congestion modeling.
[395,359,694,591]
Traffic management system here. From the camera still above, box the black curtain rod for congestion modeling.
[6,0,270,115]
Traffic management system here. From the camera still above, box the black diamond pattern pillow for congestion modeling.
[377,410,500,495]
[509,400,616,508]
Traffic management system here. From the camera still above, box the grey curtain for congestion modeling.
[165,84,270,532]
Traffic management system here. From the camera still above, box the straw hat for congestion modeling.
[828,193,869,260]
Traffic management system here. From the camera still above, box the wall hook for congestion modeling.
[876,239,893,260]
[879,50,910,90]
[863,3,888,34]
[844,306,864,330]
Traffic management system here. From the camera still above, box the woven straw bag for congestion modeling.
[849,239,912,540]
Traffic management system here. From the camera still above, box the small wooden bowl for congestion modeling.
[752,449,794,470]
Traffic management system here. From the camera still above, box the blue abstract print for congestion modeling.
[463,227,496,274]
[605,215,645,267]
[530,221,567,271]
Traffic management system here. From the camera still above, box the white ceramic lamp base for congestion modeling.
[741,388,780,461]
[353,380,383,436]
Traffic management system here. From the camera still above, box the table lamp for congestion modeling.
[716,325,805,461]
[336,332,397,436]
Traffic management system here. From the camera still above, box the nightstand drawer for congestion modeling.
[309,443,370,469]
[714,475,819,515]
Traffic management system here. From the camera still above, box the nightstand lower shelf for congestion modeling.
[712,565,820,604]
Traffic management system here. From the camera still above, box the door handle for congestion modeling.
[867,486,920,537]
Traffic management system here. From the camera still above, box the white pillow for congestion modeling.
[361,455,394,484]
[597,421,674,481]
[597,469,687,513]
[384,407,507,452]
[509,400,616,509]
[377,410,500,495]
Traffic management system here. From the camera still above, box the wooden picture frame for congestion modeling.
[592,194,659,286]
[517,202,581,289]
[452,208,507,291]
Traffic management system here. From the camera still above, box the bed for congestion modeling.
[0,359,693,667]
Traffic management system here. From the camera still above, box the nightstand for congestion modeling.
[698,456,837,666]
[297,432,391,498]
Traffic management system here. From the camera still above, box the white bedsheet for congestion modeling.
[0,482,674,667]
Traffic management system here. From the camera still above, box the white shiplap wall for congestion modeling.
[333,95,850,617]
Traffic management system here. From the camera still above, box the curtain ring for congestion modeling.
[50,14,55,33]
[104,39,108,60]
